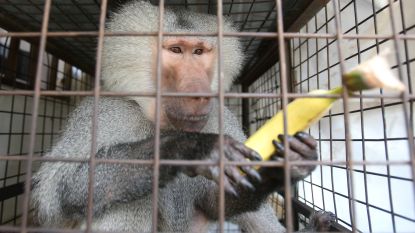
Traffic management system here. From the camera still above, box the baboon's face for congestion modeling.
[155,37,216,132]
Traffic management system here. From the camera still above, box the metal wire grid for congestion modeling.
[0,95,70,224]
[0,0,314,77]
[242,0,415,231]
[224,84,243,124]
[287,0,415,232]
[0,0,413,233]
[248,63,280,132]
[0,27,92,225]
[0,0,101,72]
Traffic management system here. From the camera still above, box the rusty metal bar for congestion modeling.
[0,0,414,232]
[1,31,415,40]
[274,0,294,232]
[331,1,357,232]
[0,89,412,100]
[85,0,108,232]
[217,0,226,231]
[355,1,372,231]
[151,0,165,231]
[46,56,58,90]
[387,0,415,205]
[242,84,251,135]
[19,0,52,233]
[0,155,411,166]
[28,39,40,88]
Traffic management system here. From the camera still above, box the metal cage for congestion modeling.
[0,0,414,232]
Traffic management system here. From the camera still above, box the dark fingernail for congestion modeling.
[251,171,262,182]
[226,186,239,197]
[272,139,278,146]
[240,178,255,191]
[270,154,283,161]
[295,131,306,137]
[252,150,262,161]
[273,140,284,151]
[233,143,261,161]
[241,166,262,182]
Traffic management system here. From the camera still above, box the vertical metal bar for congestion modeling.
[275,0,293,231]
[355,0,372,231]
[324,3,339,221]
[152,0,165,232]
[47,56,58,90]
[398,0,412,95]
[20,0,52,232]
[29,40,40,88]
[274,65,279,115]
[386,0,415,203]
[313,12,327,212]
[265,68,271,123]
[284,41,293,94]
[14,93,29,225]
[369,0,395,231]
[298,31,303,94]
[85,0,107,231]
[216,0,225,232]
[40,94,48,154]
[49,90,58,149]
[285,35,300,230]
[63,63,73,91]
[380,75,397,231]
[292,16,307,214]
[398,0,414,166]
[242,84,250,136]
[2,86,16,224]
[331,0,357,232]
[304,22,316,210]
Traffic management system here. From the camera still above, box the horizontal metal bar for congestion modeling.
[0,31,414,40]
[0,90,410,100]
[0,155,411,166]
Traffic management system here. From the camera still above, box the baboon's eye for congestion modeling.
[169,47,182,53]
[194,49,203,55]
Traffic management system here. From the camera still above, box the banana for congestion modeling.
[244,51,405,161]
[244,87,342,161]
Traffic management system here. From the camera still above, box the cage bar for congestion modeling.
[0,0,414,233]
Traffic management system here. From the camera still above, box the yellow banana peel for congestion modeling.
[244,87,342,161]
[244,52,405,161]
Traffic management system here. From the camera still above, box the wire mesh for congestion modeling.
[287,0,414,232]
[0,0,413,233]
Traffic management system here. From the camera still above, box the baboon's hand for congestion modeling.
[307,211,336,232]
[261,132,318,184]
[183,136,262,196]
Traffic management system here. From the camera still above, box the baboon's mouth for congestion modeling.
[166,113,209,132]
[177,114,209,121]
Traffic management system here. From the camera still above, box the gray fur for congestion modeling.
[32,98,285,232]
[31,1,286,232]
